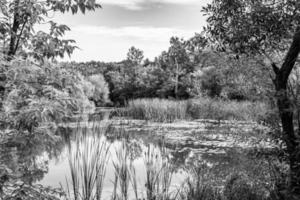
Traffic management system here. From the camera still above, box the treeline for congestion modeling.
[63,36,272,105]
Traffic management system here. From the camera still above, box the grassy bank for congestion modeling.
[117,97,270,123]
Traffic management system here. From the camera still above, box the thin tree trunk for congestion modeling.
[273,26,300,199]
[175,58,179,99]
[7,0,21,61]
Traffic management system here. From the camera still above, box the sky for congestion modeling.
[51,0,211,62]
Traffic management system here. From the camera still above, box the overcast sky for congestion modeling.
[52,0,211,62]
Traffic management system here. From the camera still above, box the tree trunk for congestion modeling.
[7,0,21,61]
[273,27,300,199]
[175,58,179,99]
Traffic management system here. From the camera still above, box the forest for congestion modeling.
[0,0,300,200]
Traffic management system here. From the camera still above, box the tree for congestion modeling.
[88,74,110,106]
[203,0,300,198]
[157,37,194,99]
[127,46,144,65]
[0,0,101,61]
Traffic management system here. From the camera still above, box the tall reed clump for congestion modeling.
[112,139,135,200]
[144,144,173,200]
[122,98,189,122]
[67,125,110,200]
[187,97,269,122]
[112,141,173,200]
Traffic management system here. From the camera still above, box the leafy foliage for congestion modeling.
[0,0,101,61]
[2,57,94,133]
[126,46,144,65]
[203,0,300,198]
[87,74,110,106]
[203,0,300,54]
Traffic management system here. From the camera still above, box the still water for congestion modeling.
[1,110,273,199]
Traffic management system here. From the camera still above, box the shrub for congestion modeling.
[2,59,94,133]
[224,173,266,200]
[200,67,223,98]
[87,74,110,106]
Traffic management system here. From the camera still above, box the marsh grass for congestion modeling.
[187,97,269,122]
[144,144,173,200]
[120,98,189,122]
[112,140,132,200]
[67,125,110,200]
[119,97,269,123]
[111,140,174,200]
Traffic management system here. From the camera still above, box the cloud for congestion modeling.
[66,25,198,61]
[98,0,207,10]
[72,25,197,42]
[99,0,144,10]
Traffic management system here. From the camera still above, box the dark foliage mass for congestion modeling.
[63,42,271,105]
[203,0,300,199]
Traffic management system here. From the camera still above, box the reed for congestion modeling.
[112,140,131,200]
[187,97,269,122]
[112,139,141,200]
[111,140,173,200]
[144,144,173,200]
[122,98,188,122]
[119,97,269,123]
[67,125,110,200]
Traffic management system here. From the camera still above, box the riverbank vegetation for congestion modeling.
[116,98,270,123]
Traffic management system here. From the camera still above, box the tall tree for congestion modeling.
[0,0,101,61]
[203,0,300,198]
[127,46,144,65]
[166,37,193,98]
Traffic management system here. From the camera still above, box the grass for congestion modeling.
[111,141,173,200]
[144,144,173,200]
[187,97,269,122]
[118,98,189,122]
[112,140,132,200]
[67,126,110,200]
[117,97,270,123]
[179,172,267,200]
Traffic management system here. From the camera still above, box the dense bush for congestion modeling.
[224,174,266,200]
[1,58,95,134]
[87,74,110,106]
[199,67,223,98]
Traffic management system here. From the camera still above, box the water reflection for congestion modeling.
[1,116,274,199]
[0,132,65,185]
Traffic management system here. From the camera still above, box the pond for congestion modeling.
[0,109,275,199]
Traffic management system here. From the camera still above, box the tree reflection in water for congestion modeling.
[0,130,65,199]
[0,121,277,199]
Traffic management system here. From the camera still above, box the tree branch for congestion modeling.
[14,17,28,55]
[279,26,300,87]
